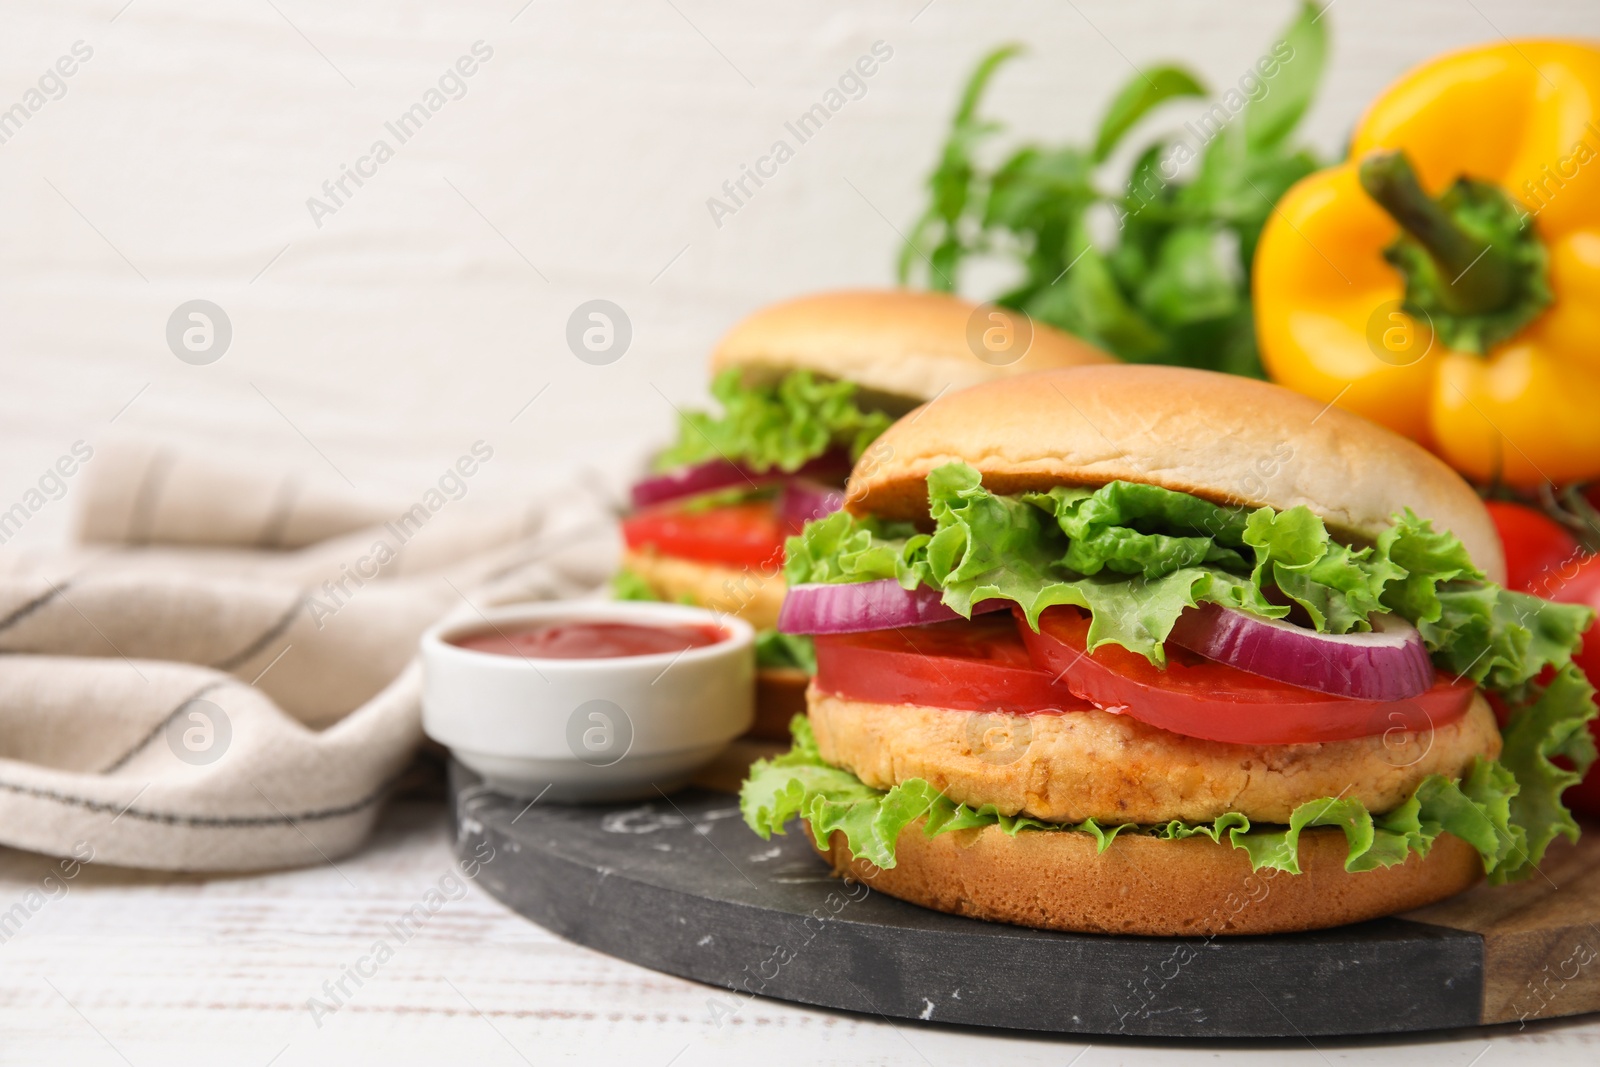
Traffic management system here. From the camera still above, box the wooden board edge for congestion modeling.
[1402,830,1600,1025]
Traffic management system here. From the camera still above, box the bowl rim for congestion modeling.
[421,599,755,673]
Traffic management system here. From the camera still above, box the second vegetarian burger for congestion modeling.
[741,365,1597,935]
[618,289,1109,737]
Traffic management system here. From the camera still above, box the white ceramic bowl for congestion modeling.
[421,601,754,802]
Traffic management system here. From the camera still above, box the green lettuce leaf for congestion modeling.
[656,369,891,474]
[1376,508,1483,625]
[754,630,816,673]
[786,462,1593,678]
[611,567,659,602]
[1422,584,1593,696]
[741,717,1091,869]
[1492,664,1598,881]
[1416,759,1524,878]
[787,463,1284,663]
[673,485,774,512]
[610,568,697,605]
[741,717,1525,876]
[772,463,1598,878]
[1022,480,1251,577]
[1241,506,1403,633]
[783,509,923,586]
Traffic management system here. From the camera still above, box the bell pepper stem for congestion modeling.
[1358,150,1515,316]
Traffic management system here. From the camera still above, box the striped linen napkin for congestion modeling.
[0,440,617,871]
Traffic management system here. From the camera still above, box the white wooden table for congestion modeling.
[2,798,1597,1066]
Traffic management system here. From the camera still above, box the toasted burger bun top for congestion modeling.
[848,364,1505,582]
[710,289,1112,405]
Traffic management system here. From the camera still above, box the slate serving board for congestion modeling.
[448,759,1600,1039]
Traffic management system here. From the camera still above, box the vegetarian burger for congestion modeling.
[618,289,1109,737]
[741,365,1596,935]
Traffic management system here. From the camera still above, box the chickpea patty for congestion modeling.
[807,686,1501,825]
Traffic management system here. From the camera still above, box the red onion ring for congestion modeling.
[778,479,845,531]
[1167,602,1434,701]
[630,451,850,510]
[778,579,1007,634]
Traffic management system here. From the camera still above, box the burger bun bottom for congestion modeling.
[810,819,1483,935]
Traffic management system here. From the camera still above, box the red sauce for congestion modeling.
[450,620,726,659]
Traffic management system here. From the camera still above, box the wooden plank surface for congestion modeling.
[1406,829,1600,1026]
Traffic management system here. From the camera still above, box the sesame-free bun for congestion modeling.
[710,289,1112,406]
[848,365,1504,581]
[813,819,1483,936]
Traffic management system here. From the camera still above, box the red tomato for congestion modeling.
[1486,500,1581,595]
[1548,556,1600,819]
[1017,606,1475,746]
[1549,555,1600,681]
[622,500,787,570]
[813,615,1092,714]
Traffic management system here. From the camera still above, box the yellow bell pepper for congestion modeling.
[1255,40,1600,488]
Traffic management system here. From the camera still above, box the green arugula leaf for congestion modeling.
[1092,65,1207,162]
[897,44,1023,292]
[899,5,1325,378]
[984,144,1097,232]
[1135,224,1242,328]
[1022,218,1170,361]
[1244,1,1328,152]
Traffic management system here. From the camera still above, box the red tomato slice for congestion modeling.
[622,500,788,570]
[1018,606,1475,745]
[1485,500,1580,595]
[814,614,1092,714]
